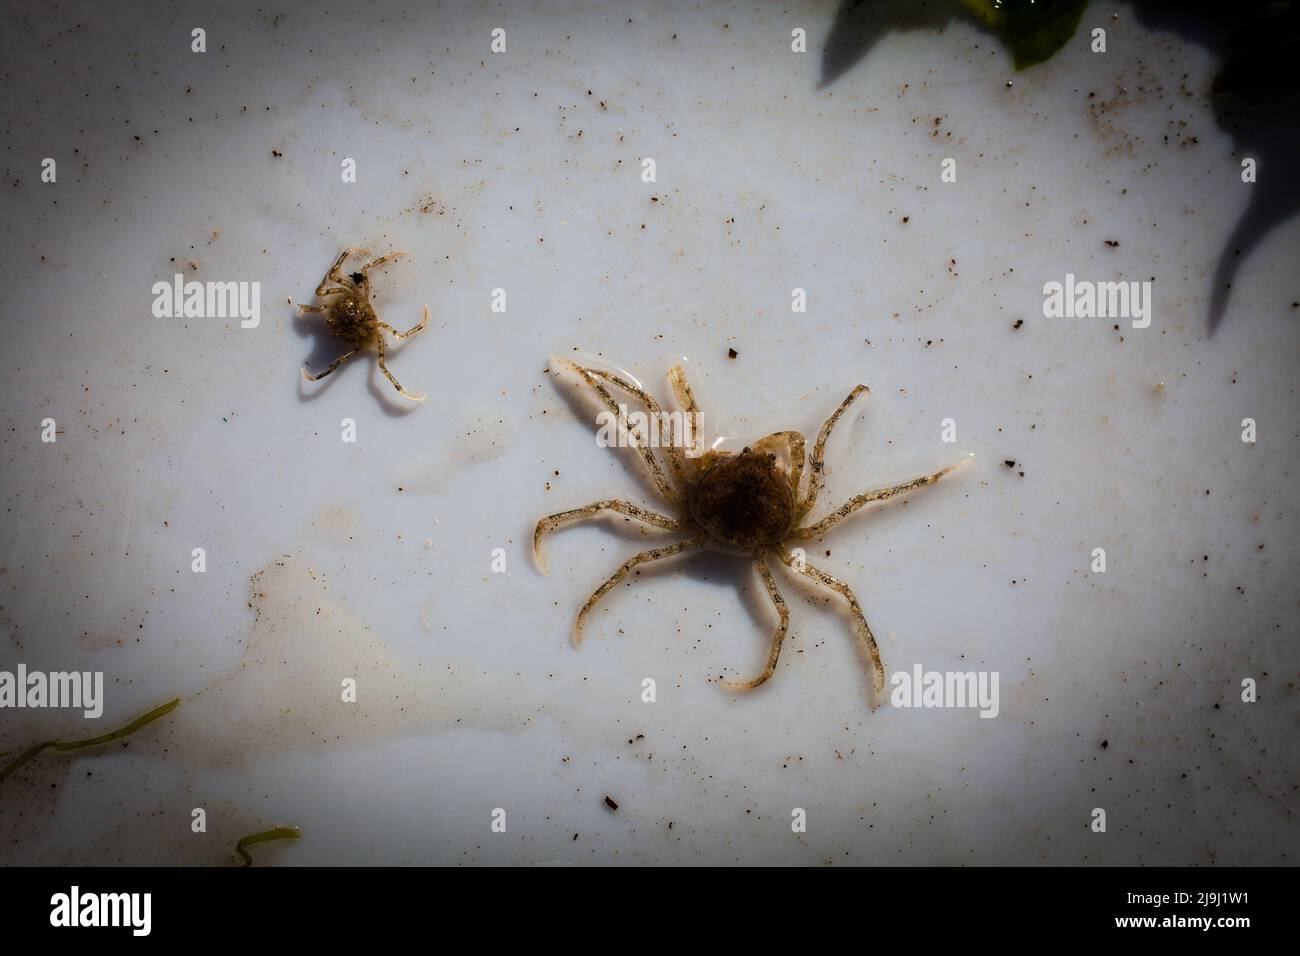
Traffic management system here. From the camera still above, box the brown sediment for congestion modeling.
[155,553,541,768]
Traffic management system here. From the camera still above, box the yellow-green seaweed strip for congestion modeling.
[235,826,302,866]
[0,697,181,784]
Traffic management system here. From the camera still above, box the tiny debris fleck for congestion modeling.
[727,348,738,359]
[603,795,619,811]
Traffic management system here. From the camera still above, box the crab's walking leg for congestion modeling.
[362,251,408,273]
[573,537,701,646]
[585,368,691,491]
[792,457,970,540]
[302,350,357,382]
[722,553,789,691]
[558,360,679,506]
[533,500,681,574]
[776,550,884,708]
[381,305,430,341]
[322,247,370,292]
[797,385,868,521]
[376,336,425,401]
[304,283,351,303]
[667,364,704,466]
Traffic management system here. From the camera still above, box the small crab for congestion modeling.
[298,247,429,400]
[533,358,971,707]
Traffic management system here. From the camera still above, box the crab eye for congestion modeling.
[350,272,365,284]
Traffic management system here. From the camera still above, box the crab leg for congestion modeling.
[776,549,885,708]
[722,552,790,691]
[585,367,691,491]
[302,350,357,382]
[573,537,701,646]
[666,364,706,466]
[321,247,370,292]
[792,458,969,540]
[375,336,425,401]
[533,500,682,574]
[380,305,430,341]
[797,385,868,521]
[558,359,680,506]
[362,251,408,273]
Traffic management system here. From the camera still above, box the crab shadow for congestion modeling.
[292,307,423,417]
[820,0,1300,336]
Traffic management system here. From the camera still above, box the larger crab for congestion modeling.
[533,358,970,707]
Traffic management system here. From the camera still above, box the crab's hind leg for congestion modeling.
[375,335,425,401]
[776,549,884,708]
[302,350,357,383]
[533,500,681,574]
[573,537,701,646]
[722,552,790,691]
[380,305,430,341]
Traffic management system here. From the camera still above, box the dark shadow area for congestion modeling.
[820,0,959,91]
[1128,1,1300,334]
[821,0,1300,335]
[1203,107,1300,334]
[293,306,349,394]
